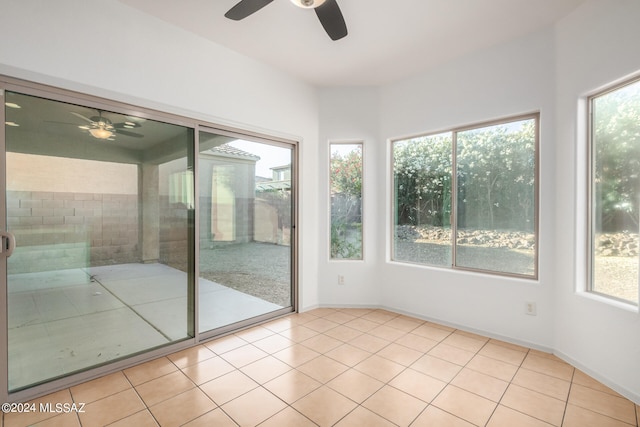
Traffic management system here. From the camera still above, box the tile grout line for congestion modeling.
[301,309,640,427]
[93,368,159,427]
[472,337,507,427]
[559,367,577,427]
[416,329,495,427]
[326,311,562,426]
[184,310,608,427]
[280,311,410,426]
[350,320,466,426]
[11,308,638,427]
[337,312,492,425]
[125,360,161,427]
[487,347,556,427]
[207,335,322,426]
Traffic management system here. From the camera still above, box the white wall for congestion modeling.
[2,0,639,404]
[375,28,558,350]
[365,0,639,402]
[0,0,321,309]
[554,0,640,403]
[367,3,640,402]
[318,87,382,307]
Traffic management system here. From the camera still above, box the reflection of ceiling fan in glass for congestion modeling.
[71,110,143,140]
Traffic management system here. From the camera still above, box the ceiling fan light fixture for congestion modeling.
[88,127,114,139]
[290,0,326,9]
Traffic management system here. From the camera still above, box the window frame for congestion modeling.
[329,140,364,261]
[587,76,640,306]
[390,113,540,280]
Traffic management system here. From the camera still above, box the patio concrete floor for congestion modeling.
[7,263,282,391]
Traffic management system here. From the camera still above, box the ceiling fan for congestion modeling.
[225,0,348,41]
[70,110,143,140]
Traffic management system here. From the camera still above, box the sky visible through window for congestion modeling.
[228,139,291,178]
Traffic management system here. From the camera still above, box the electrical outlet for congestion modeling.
[525,301,537,316]
[338,275,345,286]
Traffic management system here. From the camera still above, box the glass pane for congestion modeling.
[393,133,452,267]
[198,132,293,332]
[591,80,640,304]
[5,92,194,391]
[455,118,537,276]
[330,143,363,259]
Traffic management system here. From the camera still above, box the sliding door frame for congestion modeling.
[195,125,298,341]
[0,75,299,403]
[0,86,8,405]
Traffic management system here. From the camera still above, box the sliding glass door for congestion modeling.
[198,130,295,334]
[2,90,195,392]
[1,82,297,399]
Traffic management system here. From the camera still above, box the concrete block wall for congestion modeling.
[198,196,254,247]
[7,190,287,275]
[159,195,189,272]
[7,191,139,274]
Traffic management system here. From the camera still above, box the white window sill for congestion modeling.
[577,291,639,313]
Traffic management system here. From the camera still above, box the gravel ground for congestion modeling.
[397,239,637,303]
[395,240,535,276]
[173,239,637,308]
[593,256,638,303]
[199,242,292,307]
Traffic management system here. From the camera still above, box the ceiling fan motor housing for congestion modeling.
[291,0,326,9]
[90,116,114,128]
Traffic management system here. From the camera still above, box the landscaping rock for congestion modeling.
[397,225,639,257]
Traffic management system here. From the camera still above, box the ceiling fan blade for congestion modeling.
[315,0,347,41]
[225,0,274,20]
[115,129,144,138]
[70,111,95,124]
[113,122,142,129]
[44,121,77,126]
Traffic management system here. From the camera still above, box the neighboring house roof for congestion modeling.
[256,181,291,191]
[205,144,261,161]
[271,164,291,171]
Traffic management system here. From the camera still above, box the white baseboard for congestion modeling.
[554,350,640,405]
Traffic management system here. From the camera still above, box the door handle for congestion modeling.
[0,231,16,258]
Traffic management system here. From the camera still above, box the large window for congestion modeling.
[392,115,538,278]
[330,143,363,260]
[589,78,640,305]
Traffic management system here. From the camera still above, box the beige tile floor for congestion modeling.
[2,308,639,427]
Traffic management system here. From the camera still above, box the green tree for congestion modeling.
[393,133,452,226]
[457,120,536,231]
[331,148,362,196]
[393,120,536,233]
[330,146,363,259]
[593,80,640,232]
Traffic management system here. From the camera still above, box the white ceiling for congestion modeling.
[119,0,586,87]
